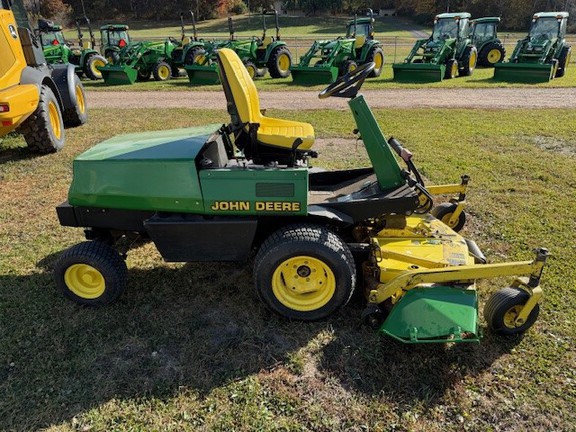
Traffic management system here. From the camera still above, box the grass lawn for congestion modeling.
[1,107,575,431]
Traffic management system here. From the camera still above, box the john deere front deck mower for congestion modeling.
[99,23,131,63]
[290,9,384,85]
[470,17,505,67]
[54,48,549,343]
[36,17,107,80]
[494,12,571,83]
[186,9,292,85]
[392,12,477,82]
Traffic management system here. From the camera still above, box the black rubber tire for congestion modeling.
[339,60,358,77]
[459,45,477,76]
[431,202,466,232]
[54,241,128,307]
[137,69,151,81]
[184,46,205,65]
[104,49,119,64]
[254,224,356,321]
[84,54,107,80]
[244,61,258,79]
[63,74,88,128]
[484,287,540,336]
[153,61,172,81]
[18,85,65,153]
[555,46,571,78]
[267,46,292,78]
[366,45,384,77]
[444,59,458,79]
[478,42,506,67]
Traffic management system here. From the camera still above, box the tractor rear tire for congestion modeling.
[478,42,505,67]
[555,46,571,78]
[184,46,205,65]
[54,241,128,307]
[431,202,466,232]
[254,224,356,321]
[366,46,385,77]
[444,59,458,79]
[153,61,172,81]
[484,287,540,336]
[85,54,107,80]
[459,45,477,76]
[267,46,292,78]
[18,85,65,153]
[63,74,88,128]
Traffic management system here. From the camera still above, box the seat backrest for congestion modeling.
[217,48,261,127]
[182,36,191,45]
[261,36,273,47]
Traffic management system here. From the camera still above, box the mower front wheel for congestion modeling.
[484,287,540,336]
[153,61,172,81]
[254,224,356,321]
[431,202,466,232]
[54,241,128,306]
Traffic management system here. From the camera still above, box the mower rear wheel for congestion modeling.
[63,74,88,128]
[18,85,65,153]
[153,61,172,81]
[478,42,505,67]
[444,59,458,79]
[366,46,384,77]
[484,287,540,336]
[54,241,128,306]
[555,46,571,78]
[254,224,356,321]
[267,46,292,78]
[85,54,107,80]
[431,202,466,232]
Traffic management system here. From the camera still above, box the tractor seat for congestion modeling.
[217,48,315,164]
[355,35,366,48]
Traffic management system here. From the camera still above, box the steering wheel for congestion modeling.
[318,61,374,99]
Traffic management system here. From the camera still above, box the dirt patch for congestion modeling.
[528,135,576,157]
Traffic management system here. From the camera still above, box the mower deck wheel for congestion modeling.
[431,202,466,232]
[54,241,128,306]
[484,287,540,336]
[254,224,356,321]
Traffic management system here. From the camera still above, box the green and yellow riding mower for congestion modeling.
[54,48,549,343]
[392,12,477,82]
[494,12,571,83]
[185,9,292,85]
[469,17,505,67]
[290,8,384,85]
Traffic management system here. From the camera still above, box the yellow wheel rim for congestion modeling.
[348,63,357,73]
[487,48,502,64]
[278,53,290,72]
[451,62,458,77]
[158,65,170,80]
[197,54,207,65]
[469,51,477,69]
[272,256,336,312]
[503,305,523,329]
[48,101,62,140]
[64,264,105,299]
[91,58,105,78]
[246,65,256,79]
[374,51,384,70]
[440,212,457,228]
[75,85,85,114]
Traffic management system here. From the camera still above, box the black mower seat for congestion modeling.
[217,48,315,155]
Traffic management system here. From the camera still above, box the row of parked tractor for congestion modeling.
[36,9,572,86]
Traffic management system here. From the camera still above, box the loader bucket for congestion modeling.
[493,62,554,83]
[379,286,480,343]
[185,64,221,85]
[290,65,339,85]
[392,62,446,83]
[99,64,138,85]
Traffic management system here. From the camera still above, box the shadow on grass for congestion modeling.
[0,260,518,429]
[0,144,49,165]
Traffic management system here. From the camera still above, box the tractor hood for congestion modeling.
[68,124,220,212]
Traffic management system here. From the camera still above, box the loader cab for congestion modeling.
[529,13,568,41]
[433,13,470,41]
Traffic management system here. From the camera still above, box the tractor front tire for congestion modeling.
[459,45,477,76]
[63,74,88,128]
[54,241,128,307]
[555,46,571,78]
[478,42,505,67]
[85,54,107,80]
[444,59,458,79]
[431,202,466,232]
[484,287,540,336]
[184,46,205,65]
[366,46,385,77]
[153,61,172,81]
[267,46,292,78]
[137,69,151,81]
[339,60,358,77]
[254,224,356,321]
[244,61,258,79]
[18,85,65,153]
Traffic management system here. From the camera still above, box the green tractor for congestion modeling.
[290,9,384,85]
[494,12,571,83]
[99,23,131,63]
[36,17,107,80]
[186,9,292,84]
[469,17,505,67]
[168,11,206,73]
[392,12,477,82]
[54,48,549,344]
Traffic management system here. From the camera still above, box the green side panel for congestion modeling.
[380,286,480,343]
[69,125,221,212]
[185,64,220,85]
[348,95,405,189]
[392,63,445,82]
[200,168,308,216]
[493,62,553,83]
[290,66,339,85]
[99,64,138,85]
